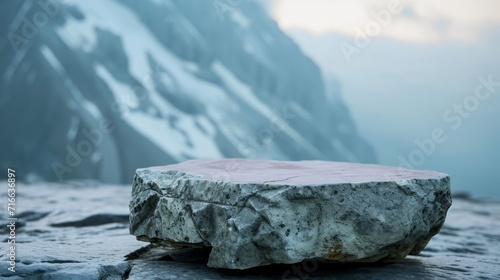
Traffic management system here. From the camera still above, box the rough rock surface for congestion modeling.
[129,159,452,269]
[0,182,136,280]
[1,182,499,279]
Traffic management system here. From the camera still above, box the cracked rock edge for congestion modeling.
[129,169,452,269]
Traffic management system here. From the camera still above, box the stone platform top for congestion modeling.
[152,159,447,185]
[132,159,452,269]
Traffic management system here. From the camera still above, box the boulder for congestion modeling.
[129,159,451,269]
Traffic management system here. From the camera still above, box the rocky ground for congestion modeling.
[1,182,499,279]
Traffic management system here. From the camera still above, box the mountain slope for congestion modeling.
[0,0,376,183]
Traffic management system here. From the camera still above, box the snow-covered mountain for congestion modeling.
[0,0,376,183]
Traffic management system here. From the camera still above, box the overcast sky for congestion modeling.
[272,0,500,43]
[267,0,500,198]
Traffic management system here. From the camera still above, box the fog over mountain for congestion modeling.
[287,28,500,198]
[0,0,376,184]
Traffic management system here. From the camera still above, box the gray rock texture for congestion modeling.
[2,182,499,279]
[129,159,452,269]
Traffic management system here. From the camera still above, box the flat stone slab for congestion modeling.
[6,182,500,279]
[129,159,452,269]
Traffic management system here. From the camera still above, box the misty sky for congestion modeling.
[268,0,500,198]
[272,0,500,43]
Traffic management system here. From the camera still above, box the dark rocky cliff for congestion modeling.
[0,0,376,183]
